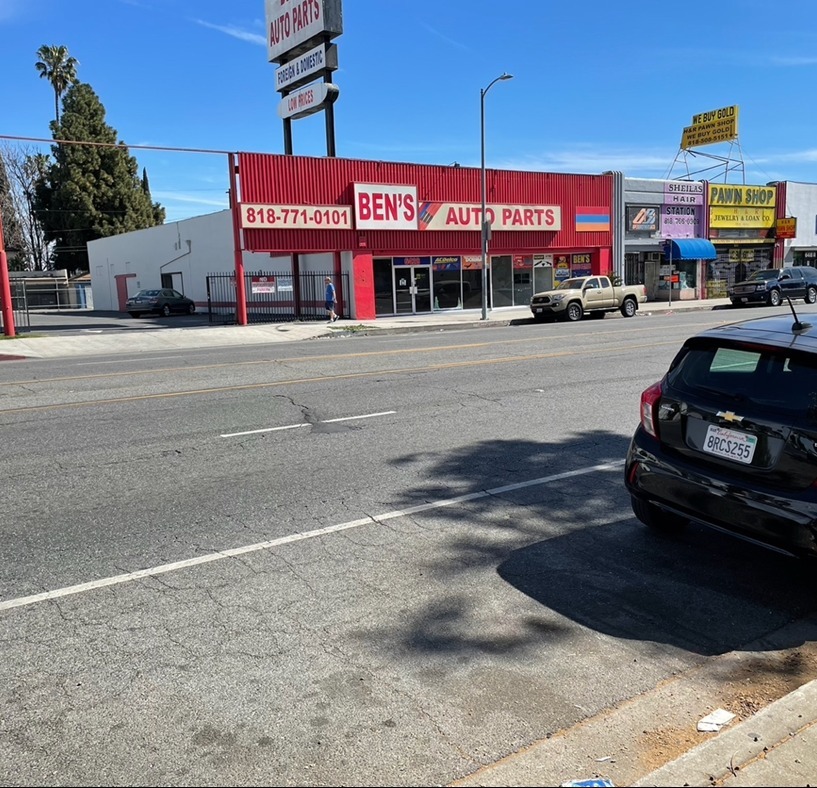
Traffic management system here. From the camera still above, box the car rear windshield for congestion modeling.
[667,341,817,420]
[137,290,161,296]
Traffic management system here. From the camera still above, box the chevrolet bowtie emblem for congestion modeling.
[717,410,744,423]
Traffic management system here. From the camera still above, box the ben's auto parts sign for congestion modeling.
[709,184,777,229]
[239,183,563,232]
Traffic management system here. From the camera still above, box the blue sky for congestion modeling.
[3,0,817,222]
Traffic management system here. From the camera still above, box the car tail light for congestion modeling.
[640,381,662,438]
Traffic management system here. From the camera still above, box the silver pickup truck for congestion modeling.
[530,275,648,322]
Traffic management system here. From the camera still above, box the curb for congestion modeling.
[632,679,817,787]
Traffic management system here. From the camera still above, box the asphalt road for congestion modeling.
[2,312,817,787]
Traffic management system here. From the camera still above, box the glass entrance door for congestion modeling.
[394,266,432,314]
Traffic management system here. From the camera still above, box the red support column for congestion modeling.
[0,210,15,338]
[228,153,248,326]
[351,251,376,319]
[596,247,612,277]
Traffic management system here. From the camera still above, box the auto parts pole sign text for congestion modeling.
[265,0,343,63]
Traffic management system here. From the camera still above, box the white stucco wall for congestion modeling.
[88,210,335,312]
[782,181,817,262]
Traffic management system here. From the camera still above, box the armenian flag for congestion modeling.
[575,207,610,232]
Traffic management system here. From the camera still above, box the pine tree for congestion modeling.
[33,82,165,272]
[141,166,166,226]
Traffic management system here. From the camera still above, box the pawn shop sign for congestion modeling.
[278,82,339,120]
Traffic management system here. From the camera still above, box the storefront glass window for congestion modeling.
[676,260,697,290]
[491,256,513,307]
[374,258,394,315]
[513,257,533,305]
[533,265,553,293]
[462,264,483,310]
[433,270,462,309]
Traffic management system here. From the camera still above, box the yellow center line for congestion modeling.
[0,339,681,415]
[0,321,714,387]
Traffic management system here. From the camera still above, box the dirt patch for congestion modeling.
[637,648,817,773]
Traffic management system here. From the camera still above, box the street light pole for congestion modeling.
[480,72,513,320]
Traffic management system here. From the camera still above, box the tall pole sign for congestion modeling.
[266,0,343,156]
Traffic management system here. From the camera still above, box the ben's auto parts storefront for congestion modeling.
[233,153,614,320]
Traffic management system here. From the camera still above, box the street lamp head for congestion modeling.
[483,72,514,97]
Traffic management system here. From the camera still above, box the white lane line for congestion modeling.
[73,356,185,366]
[221,410,397,438]
[0,460,625,613]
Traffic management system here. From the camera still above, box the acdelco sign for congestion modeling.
[265,0,343,63]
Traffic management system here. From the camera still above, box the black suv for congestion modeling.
[729,265,817,307]
[625,311,817,559]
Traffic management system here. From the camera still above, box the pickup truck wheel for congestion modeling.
[806,286,817,304]
[620,297,637,317]
[769,289,782,307]
[564,302,583,322]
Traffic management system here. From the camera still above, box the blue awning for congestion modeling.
[664,238,717,260]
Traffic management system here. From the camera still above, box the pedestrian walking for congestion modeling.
[325,277,339,322]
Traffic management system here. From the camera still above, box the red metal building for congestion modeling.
[231,152,614,321]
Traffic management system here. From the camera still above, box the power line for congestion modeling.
[0,133,232,156]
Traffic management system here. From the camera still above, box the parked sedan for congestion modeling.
[126,288,196,318]
[728,265,817,307]
[625,310,817,559]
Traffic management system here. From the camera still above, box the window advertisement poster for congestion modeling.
[555,255,571,281]
[660,205,701,238]
[626,205,659,235]
[571,253,592,276]
[432,256,461,271]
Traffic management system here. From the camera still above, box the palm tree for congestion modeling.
[35,45,79,124]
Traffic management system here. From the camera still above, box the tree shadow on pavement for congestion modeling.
[383,432,817,658]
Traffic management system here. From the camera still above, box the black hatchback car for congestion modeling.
[625,310,817,559]
[728,265,817,307]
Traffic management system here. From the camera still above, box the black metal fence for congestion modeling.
[0,281,30,333]
[206,271,349,325]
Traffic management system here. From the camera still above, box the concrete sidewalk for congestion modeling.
[1,296,736,360]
